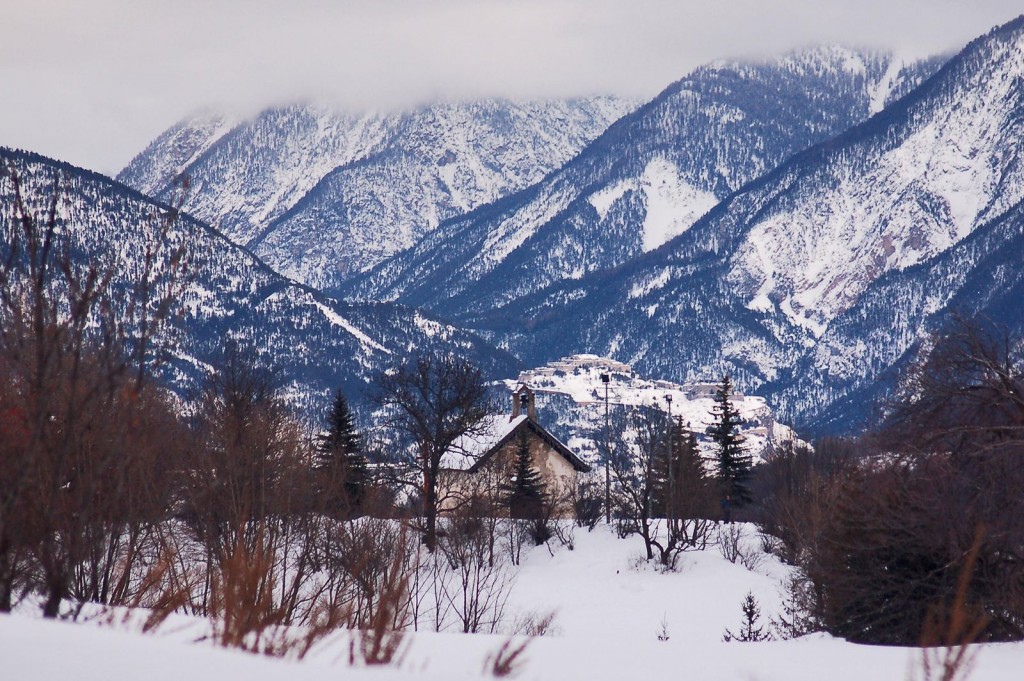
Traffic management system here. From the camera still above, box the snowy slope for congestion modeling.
[2,147,519,417]
[118,98,636,289]
[120,104,398,246]
[5,525,1023,681]
[347,47,944,316]
[723,29,1024,335]
[468,17,1024,429]
[768,195,1024,433]
[117,111,239,197]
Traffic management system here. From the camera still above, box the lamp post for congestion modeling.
[664,394,674,519]
[600,372,610,524]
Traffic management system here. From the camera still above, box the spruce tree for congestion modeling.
[709,375,752,506]
[504,431,546,520]
[317,389,369,516]
[653,419,707,518]
[723,592,772,642]
[652,416,693,517]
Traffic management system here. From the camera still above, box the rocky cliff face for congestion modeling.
[452,19,1024,432]
[117,98,636,290]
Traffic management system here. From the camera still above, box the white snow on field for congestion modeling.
[5,524,1023,680]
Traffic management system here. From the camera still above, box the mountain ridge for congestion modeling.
[345,46,947,318]
[118,98,637,290]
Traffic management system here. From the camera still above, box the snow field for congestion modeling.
[5,522,1022,680]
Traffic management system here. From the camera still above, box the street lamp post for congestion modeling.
[664,394,674,519]
[600,372,610,524]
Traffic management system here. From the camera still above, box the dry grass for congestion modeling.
[483,636,533,678]
[347,526,411,667]
[915,534,989,681]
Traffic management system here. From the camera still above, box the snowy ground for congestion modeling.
[4,523,1023,680]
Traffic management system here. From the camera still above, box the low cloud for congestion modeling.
[2,0,1020,174]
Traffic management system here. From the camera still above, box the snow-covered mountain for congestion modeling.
[3,147,520,417]
[770,195,1024,433]
[347,47,945,315]
[458,16,1024,431]
[118,98,636,289]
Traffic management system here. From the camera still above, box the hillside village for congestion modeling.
[511,354,794,466]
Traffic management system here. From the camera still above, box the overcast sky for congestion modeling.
[2,0,1021,175]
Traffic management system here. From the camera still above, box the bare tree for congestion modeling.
[0,160,187,616]
[785,318,1024,644]
[609,405,661,561]
[611,407,714,568]
[436,503,515,634]
[373,354,495,552]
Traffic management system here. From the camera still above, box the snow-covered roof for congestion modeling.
[439,413,590,473]
[440,415,528,471]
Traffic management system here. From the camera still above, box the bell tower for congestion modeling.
[511,384,536,421]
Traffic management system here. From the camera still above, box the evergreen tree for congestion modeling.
[653,418,706,518]
[723,591,772,642]
[316,389,369,516]
[709,376,752,506]
[504,431,547,520]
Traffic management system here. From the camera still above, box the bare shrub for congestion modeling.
[917,536,989,681]
[718,524,764,571]
[206,528,286,652]
[756,528,784,557]
[550,519,576,551]
[505,518,530,567]
[718,523,743,564]
[326,516,416,631]
[99,541,195,634]
[738,548,764,572]
[571,478,603,530]
[511,610,558,637]
[348,530,411,667]
[438,507,515,634]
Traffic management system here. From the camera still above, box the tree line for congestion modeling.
[755,319,1024,644]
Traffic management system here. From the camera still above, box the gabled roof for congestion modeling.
[440,415,590,473]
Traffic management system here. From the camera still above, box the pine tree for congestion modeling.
[658,421,708,516]
[709,375,752,507]
[652,417,701,517]
[317,389,369,516]
[504,431,547,520]
[723,591,773,642]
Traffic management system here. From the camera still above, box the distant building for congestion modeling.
[438,385,590,517]
[518,354,633,384]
